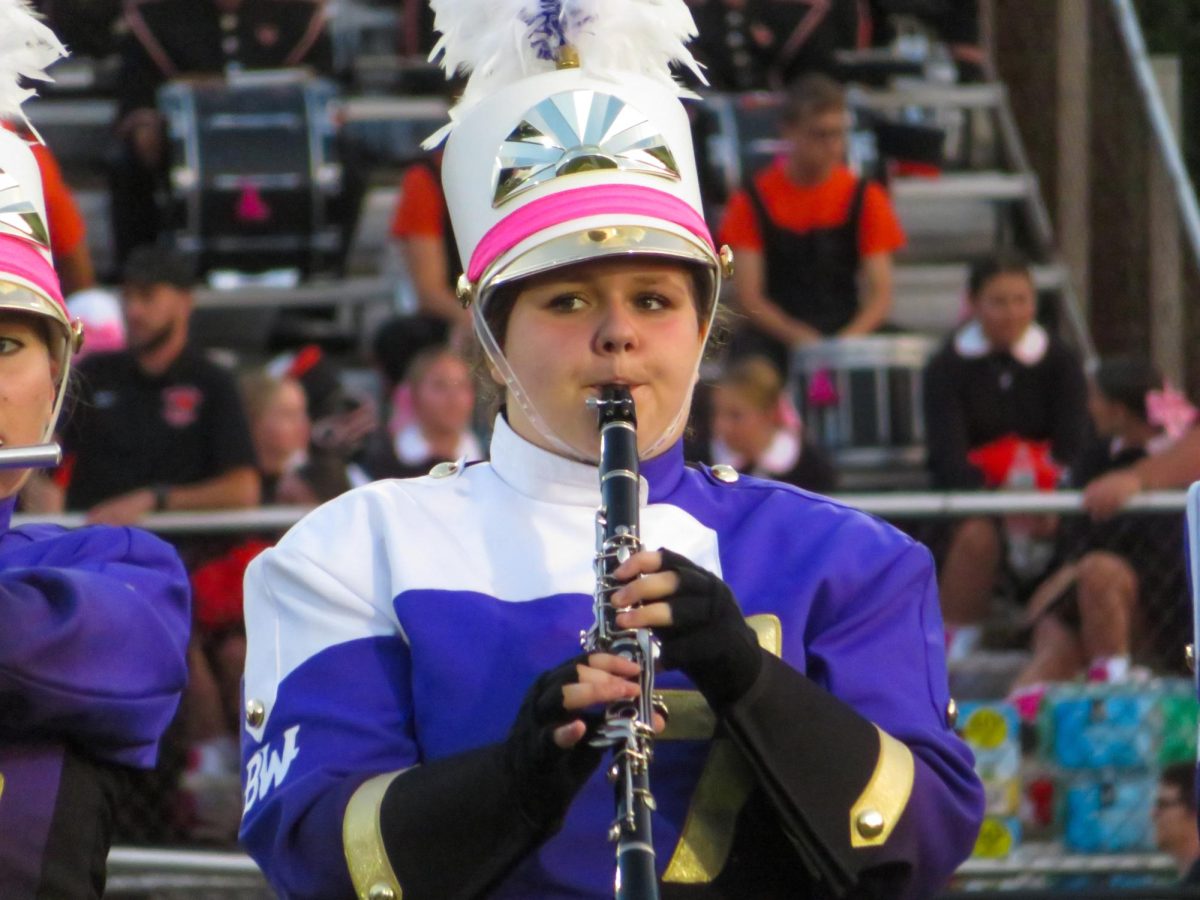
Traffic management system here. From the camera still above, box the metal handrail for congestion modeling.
[1111,0,1200,270]
[16,491,1188,535]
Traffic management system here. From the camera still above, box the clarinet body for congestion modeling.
[583,385,660,900]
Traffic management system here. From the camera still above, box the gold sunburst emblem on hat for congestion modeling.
[0,168,50,250]
[493,90,680,207]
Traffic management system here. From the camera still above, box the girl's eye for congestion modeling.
[637,293,670,311]
[0,337,24,355]
[547,293,586,312]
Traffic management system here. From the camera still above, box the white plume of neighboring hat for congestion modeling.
[426,0,731,460]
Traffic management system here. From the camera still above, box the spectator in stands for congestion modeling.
[687,0,865,91]
[866,1,985,82]
[923,253,1089,643]
[2,122,98,295]
[1084,424,1200,521]
[719,73,904,373]
[386,152,471,348]
[382,346,481,478]
[710,355,836,491]
[1012,358,1191,687]
[110,0,332,263]
[238,367,343,508]
[1155,763,1200,884]
[58,244,260,522]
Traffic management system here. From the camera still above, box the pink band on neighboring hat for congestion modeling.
[0,234,63,307]
[468,184,715,282]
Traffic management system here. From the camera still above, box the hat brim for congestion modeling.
[477,219,720,315]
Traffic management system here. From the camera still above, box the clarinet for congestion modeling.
[583,385,661,900]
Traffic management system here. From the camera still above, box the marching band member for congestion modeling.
[239,2,983,897]
[0,6,190,896]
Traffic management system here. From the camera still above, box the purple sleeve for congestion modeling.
[0,524,191,768]
[806,537,985,897]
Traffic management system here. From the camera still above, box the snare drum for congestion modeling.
[159,73,343,278]
[790,335,936,468]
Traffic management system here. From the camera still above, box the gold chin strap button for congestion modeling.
[368,885,397,900]
[429,461,460,478]
[245,699,266,728]
[711,464,739,484]
[1187,644,1195,673]
[946,698,959,729]
[455,273,474,309]
[719,244,735,278]
[856,809,885,841]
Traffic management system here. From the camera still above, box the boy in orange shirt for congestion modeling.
[719,74,904,370]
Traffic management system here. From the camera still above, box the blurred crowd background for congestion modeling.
[16,0,1200,896]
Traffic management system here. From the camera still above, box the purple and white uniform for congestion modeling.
[241,417,984,898]
[0,497,190,897]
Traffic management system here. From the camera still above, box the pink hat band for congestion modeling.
[467,184,715,283]
[0,234,63,307]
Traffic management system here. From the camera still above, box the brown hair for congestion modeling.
[716,356,784,412]
[781,73,847,127]
[240,371,303,425]
[967,251,1034,299]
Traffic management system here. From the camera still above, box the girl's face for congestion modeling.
[711,385,775,459]
[253,379,311,465]
[500,258,706,458]
[412,354,474,435]
[972,271,1036,350]
[0,313,57,498]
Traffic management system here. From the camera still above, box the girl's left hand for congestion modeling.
[610,549,763,707]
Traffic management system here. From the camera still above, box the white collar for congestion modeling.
[712,427,800,476]
[395,422,482,466]
[488,415,650,508]
[953,320,1049,365]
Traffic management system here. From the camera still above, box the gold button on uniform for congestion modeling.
[856,809,885,840]
[1187,644,1195,673]
[245,699,265,728]
[368,885,396,900]
[429,461,460,478]
[711,464,739,483]
[946,698,959,729]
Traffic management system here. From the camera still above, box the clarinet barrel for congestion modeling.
[586,385,660,900]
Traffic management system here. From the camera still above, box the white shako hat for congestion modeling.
[426,0,731,459]
[0,2,81,441]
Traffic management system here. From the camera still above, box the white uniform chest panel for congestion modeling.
[385,468,723,602]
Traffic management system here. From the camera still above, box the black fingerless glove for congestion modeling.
[655,548,763,708]
[505,653,607,828]
[374,655,605,899]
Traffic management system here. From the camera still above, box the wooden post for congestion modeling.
[1056,0,1090,319]
[1148,55,1184,387]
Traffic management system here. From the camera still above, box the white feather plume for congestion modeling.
[0,0,66,129]
[425,0,705,147]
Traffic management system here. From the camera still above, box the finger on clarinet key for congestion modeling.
[613,549,663,581]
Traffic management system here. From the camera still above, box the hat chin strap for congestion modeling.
[472,296,716,465]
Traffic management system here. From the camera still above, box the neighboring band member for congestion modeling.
[0,11,190,896]
[239,3,983,897]
[111,0,332,262]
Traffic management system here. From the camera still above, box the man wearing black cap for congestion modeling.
[57,244,260,523]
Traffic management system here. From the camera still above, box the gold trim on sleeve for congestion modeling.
[746,614,782,656]
[662,738,755,883]
[661,613,784,883]
[0,772,5,803]
[848,728,915,848]
[343,770,409,900]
